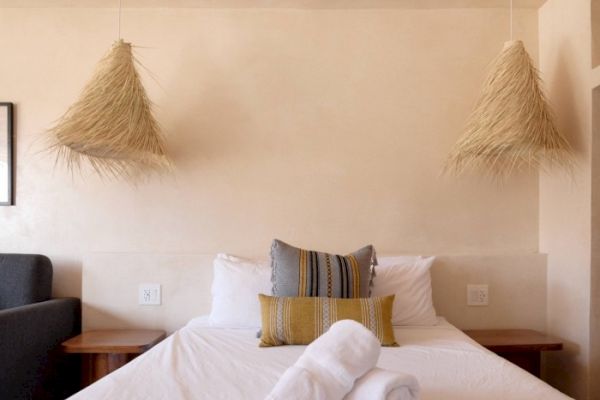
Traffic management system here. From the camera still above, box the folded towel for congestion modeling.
[344,368,420,400]
[265,320,381,400]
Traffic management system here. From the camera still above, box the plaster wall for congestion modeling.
[539,0,592,397]
[0,6,540,300]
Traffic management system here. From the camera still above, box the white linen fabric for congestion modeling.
[373,256,437,326]
[208,254,271,329]
[345,368,420,400]
[208,253,436,329]
[68,317,573,400]
[266,320,380,400]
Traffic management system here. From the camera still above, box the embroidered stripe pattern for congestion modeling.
[360,298,369,328]
[348,255,360,298]
[330,297,338,327]
[259,294,397,347]
[336,255,346,298]
[314,297,322,338]
[374,296,383,340]
[367,297,377,337]
[269,296,279,345]
[325,254,333,297]
[342,256,350,297]
[298,249,307,296]
[285,297,292,343]
[322,297,331,333]
[311,251,318,296]
[272,240,374,299]
[275,296,286,344]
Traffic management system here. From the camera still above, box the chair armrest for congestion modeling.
[0,298,81,399]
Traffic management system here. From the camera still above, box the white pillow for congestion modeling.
[208,253,271,329]
[372,256,437,326]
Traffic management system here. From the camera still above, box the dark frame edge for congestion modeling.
[0,102,13,206]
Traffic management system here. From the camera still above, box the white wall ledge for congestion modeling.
[0,0,547,9]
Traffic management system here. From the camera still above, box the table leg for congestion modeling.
[107,353,129,373]
[497,351,541,377]
[82,353,132,387]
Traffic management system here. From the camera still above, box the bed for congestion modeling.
[73,248,568,400]
[69,316,572,400]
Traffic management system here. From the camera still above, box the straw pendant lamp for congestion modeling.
[444,0,572,178]
[49,0,169,179]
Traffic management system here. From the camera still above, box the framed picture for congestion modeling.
[0,103,13,206]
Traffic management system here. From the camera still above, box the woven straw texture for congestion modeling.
[445,40,572,178]
[49,40,169,179]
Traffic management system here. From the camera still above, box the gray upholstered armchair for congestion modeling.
[0,254,81,399]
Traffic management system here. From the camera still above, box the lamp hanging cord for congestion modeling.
[118,0,122,40]
[508,0,513,42]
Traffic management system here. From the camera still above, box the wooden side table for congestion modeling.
[62,329,166,387]
[463,329,563,377]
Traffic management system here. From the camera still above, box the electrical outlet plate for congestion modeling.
[138,283,161,306]
[467,284,489,306]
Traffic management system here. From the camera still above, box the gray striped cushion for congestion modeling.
[271,239,376,298]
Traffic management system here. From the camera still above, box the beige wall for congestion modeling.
[0,6,540,298]
[591,85,600,400]
[431,254,548,330]
[593,0,600,67]
[539,0,593,398]
[81,252,548,333]
[6,2,589,394]
[0,1,551,8]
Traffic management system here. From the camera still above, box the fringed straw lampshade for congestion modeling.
[49,39,169,179]
[445,40,572,178]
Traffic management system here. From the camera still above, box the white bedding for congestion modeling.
[69,318,572,400]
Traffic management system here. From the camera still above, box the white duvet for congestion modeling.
[69,318,572,400]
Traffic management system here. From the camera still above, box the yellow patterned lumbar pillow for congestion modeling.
[258,294,397,347]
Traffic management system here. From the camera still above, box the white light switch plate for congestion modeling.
[139,283,161,306]
[467,284,489,306]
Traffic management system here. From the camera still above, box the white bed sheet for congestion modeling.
[69,317,572,400]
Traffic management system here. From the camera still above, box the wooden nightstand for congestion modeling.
[463,329,563,377]
[62,329,166,387]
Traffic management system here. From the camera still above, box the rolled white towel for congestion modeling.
[265,320,381,400]
[345,368,420,400]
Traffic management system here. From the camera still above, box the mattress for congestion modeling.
[69,317,572,400]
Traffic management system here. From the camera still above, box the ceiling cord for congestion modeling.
[510,0,513,41]
[118,0,122,40]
